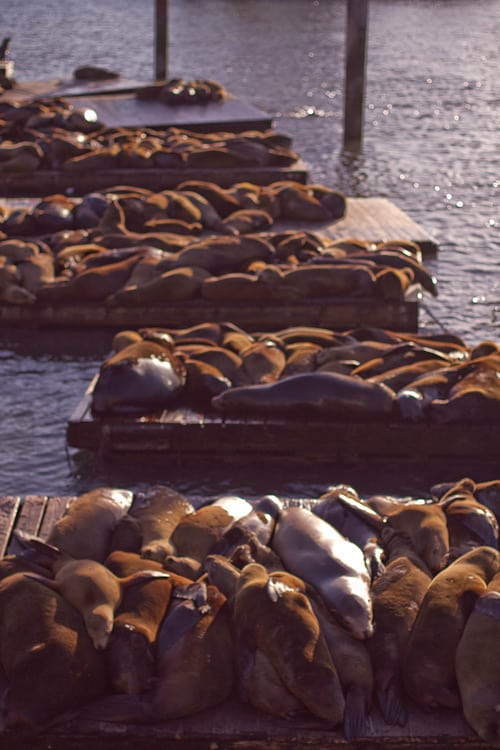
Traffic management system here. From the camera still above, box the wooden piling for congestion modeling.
[343,0,369,150]
[155,0,169,81]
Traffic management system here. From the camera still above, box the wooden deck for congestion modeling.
[66,381,500,465]
[0,492,485,749]
[0,287,421,331]
[0,160,308,197]
[0,78,274,132]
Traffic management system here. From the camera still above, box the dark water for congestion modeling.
[0,0,499,497]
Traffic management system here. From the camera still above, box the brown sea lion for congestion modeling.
[0,573,109,731]
[114,485,194,563]
[170,503,236,562]
[403,545,500,710]
[438,479,499,558]
[455,569,500,747]
[272,506,373,640]
[25,558,170,650]
[161,234,274,274]
[103,551,179,694]
[47,487,133,563]
[367,526,432,726]
[108,265,210,305]
[233,563,345,724]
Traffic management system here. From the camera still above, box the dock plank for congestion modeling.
[0,497,21,557]
[37,496,74,540]
[6,494,48,555]
[66,396,500,464]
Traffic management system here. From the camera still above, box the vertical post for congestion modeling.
[343,0,368,151]
[155,0,168,81]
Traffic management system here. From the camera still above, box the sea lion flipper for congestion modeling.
[343,685,372,739]
[22,572,59,591]
[120,570,170,589]
[376,681,408,727]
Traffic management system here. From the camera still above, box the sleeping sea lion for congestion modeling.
[403,545,500,710]
[272,506,373,639]
[0,573,109,731]
[455,569,500,746]
[233,563,345,724]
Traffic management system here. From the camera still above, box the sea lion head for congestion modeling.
[86,605,114,650]
[331,577,374,640]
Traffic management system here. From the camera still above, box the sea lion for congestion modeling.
[367,526,432,726]
[307,585,374,739]
[211,371,396,420]
[272,506,373,639]
[25,558,169,651]
[47,487,133,563]
[233,563,345,724]
[169,502,237,562]
[160,234,274,275]
[403,545,500,710]
[455,570,500,746]
[91,339,187,417]
[103,551,179,694]
[382,501,450,575]
[0,573,109,731]
[313,485,385,580]
[438,479,499,559]
[113,485,194,563]
[108,265,210,305]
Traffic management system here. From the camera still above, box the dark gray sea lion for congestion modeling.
[403,545,500,711]
[272,506,373,640]
[91,339,186,417]
[211,371,396,419]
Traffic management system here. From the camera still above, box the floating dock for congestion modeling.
[0,492,485,749]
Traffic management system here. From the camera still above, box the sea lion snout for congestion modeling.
[87,606,114,650]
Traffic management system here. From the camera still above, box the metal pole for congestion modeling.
[155,0,168,81]
[343,0,368,151]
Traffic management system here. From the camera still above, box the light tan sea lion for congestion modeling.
[403,545,500,710]
[25,558,169,650]
[272,506,373,640]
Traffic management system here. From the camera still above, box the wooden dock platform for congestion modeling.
[0,492,485,749]
[0,78,274,132]
[66,382,500,465]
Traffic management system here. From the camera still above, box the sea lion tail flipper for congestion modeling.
[376,682,408,727]
[69,694,155,724]
[11,530,62,560]
[21,572,59,590]
[343,685,373,740]
[120,570,170,589]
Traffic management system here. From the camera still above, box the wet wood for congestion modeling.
[7,494,47,555]
[0,496,21,557]
[66,390,500,464]
[0,288,421,331]
[0,160,307,197]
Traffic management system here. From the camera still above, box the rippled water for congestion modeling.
[0,0,499,496]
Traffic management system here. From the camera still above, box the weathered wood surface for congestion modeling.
[66,387,500,464]
[0,288,421,331]
[0,494,485,749]
[0,79,273,132]
[0,160,308,197]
